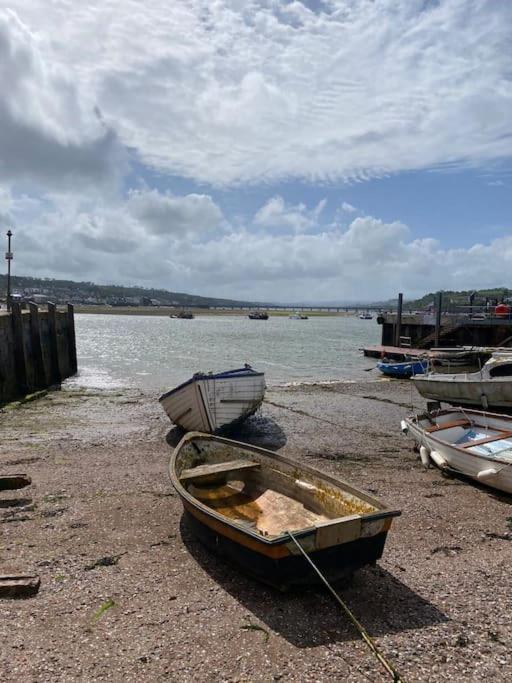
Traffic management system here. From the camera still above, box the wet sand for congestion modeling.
[1,380,511,681]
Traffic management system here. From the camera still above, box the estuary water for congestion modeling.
[70,314,381,392]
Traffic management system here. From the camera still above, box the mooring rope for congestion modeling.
[286,530,406,683]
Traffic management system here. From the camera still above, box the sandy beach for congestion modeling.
[1,380,511,682]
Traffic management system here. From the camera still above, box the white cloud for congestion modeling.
[127,189,223,236]
[10,193,512,301]
[341,202,357,213]
[253,195,326,232]
[0,9,123,187]
[4,1,512,185]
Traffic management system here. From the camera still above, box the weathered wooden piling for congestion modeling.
[0,303,77,403]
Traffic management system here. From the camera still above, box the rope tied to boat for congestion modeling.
[286,530,406,683]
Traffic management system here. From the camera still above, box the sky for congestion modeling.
[0,0,511,303]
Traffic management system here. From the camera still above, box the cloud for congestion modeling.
[6,1,512,185]
[10,193,512,301]
[0,9,123,187]
[341,202,357,213]
[127,189,223,236]
[253,195,326,232]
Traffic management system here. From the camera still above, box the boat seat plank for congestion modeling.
[461,431,512,449]
[180,459,260,482]
[426,419,471,433]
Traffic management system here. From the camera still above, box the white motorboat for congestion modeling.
[359,313,373,320]
[402,407,512,494]
[159,366,266,433]
[413,353,512,409]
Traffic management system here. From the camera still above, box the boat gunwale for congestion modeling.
[406,407,512,466]
[169,432,401,547]
[159,367,265,402]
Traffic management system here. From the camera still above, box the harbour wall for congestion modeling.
[0,303,77,403]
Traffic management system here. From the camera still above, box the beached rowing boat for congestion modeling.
[159,366,266,433]
[402,407,512,494]
[377,359,429,378]
[170,432,401,589]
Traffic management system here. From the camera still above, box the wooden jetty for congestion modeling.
[363,291,512,356]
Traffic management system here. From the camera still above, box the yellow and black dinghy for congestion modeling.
[170,432,400,590]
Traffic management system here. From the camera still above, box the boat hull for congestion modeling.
[377,360,428,378]
[183,508,389,590]
[404,409,512,494]
[160,369,266,432]
[170,433,400,590]
[413,377,512,409]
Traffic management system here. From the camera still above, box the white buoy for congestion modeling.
[400,420,409,434]
[419,446,431,468]
[477,468,498,482]
[429,450,448,469]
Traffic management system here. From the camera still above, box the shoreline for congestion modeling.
[1,380,511,681]
[74,305,356,317]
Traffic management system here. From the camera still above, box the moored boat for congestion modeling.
[289,312,308,320]
[377,358,429,378]
[170,432,401,590]
[359,312,373,320]
[248,310,269,320]
[402,407,512,494]
[413,353,512,409]
[159,366,266,433]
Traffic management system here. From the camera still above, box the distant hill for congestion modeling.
[405,288,511,310]
[0,274,258,308]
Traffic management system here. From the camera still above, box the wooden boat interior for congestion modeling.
[416,410,512,460]
[175,437,380,538]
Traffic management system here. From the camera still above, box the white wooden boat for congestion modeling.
[159,366,266,433]
[402,407,512,494]
[170,432,400,589]
[413,353,512,409]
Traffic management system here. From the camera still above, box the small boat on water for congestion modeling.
[159,366,266,433]
[377,358,429,379]
[413,353,512,409]
[402,407,512,494]
[170,310,194,319]
[170,432,401,589]
[359,312,373,320]
[289,312,308,320]
[248,310,269,320]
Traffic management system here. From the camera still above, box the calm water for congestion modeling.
[69,314,381,391]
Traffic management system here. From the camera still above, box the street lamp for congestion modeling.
[5,229,13,311]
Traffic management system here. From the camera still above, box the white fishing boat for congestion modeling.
[413,353,512,409]
[159,366,266,433]
[289,312,308,320]
[359,312,373,320]
[401,407,512,494]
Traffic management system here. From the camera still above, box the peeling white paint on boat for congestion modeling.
[159,366,266,432]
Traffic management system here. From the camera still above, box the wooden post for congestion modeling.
[434,291,443,348]
[47,302,61,384]
[10,301,27,395]
[28,302,46,388]
[67,303,77,374]
[395,293,403,347]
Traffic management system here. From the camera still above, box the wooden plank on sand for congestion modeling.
[0,474,32,491]
[0,574,40,599]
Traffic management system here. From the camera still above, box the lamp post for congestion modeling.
[5,229,13,311]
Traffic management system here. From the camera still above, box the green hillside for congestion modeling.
[0,274,257,308]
